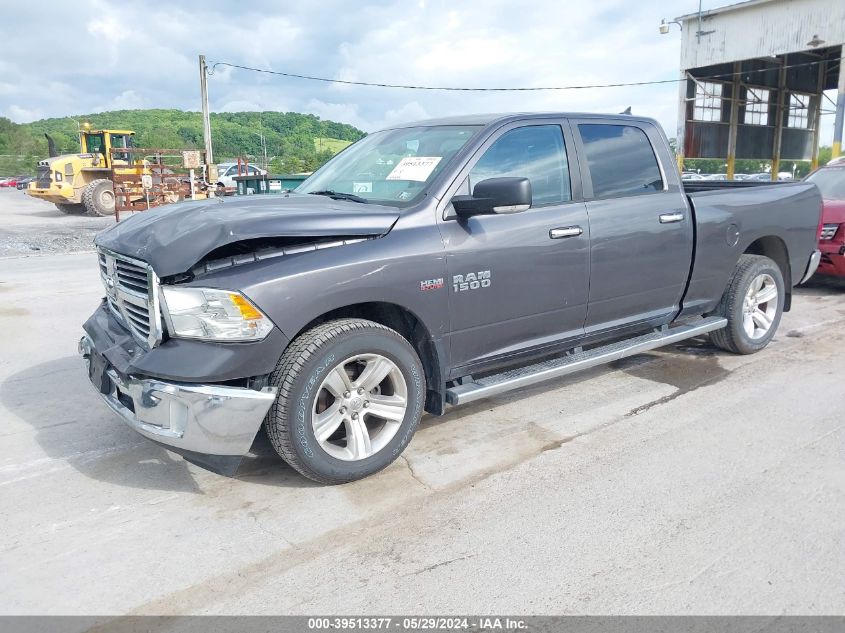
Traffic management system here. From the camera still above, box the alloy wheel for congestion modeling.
[311,354,408,461]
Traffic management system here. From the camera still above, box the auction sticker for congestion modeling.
[386,156,442,181]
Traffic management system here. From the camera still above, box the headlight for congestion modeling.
[161,287,274,341]
[54,171,62,182]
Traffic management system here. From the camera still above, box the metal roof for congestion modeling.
[676,0,775,22]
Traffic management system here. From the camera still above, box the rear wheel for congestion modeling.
[81,179,116,216]
[710,254,785,354]
[55,202,86,215]
[264,318,426,484]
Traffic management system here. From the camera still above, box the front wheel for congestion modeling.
[264,319,426,484]
[710,254,785,354]
[81,179,116,216]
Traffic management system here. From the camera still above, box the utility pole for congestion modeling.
[68,117,82,151]
[260,133,268,170]
[199,54,216,195]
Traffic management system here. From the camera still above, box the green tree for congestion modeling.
[0,109,365,175]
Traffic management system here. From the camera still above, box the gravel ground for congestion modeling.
[0,188,138,257]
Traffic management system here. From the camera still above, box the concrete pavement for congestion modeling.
[1,252,843,615]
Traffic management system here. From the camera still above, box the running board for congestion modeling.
[445,316,727,406]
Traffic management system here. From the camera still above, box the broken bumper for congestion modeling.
[79,335,277,468]
[817,242,845,278]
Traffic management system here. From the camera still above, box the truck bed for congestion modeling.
[678,181,821,318]
[682,180,790,193]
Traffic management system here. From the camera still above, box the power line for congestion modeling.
[207,59,829,92]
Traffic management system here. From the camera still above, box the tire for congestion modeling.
[55,202,86,215]
[264,318,426,484]
[81,179,116,216]
[709,254,785,354]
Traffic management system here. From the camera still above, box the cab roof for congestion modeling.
[383,112,659,130]
[84,129,134,135]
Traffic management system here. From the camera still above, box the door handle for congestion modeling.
[549,226,583,239]
[659,212,684,224]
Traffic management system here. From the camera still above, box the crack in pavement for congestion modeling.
[400,454,432,491]
[405,554,476,577]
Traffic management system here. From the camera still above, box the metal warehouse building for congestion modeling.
[669,0,845,178]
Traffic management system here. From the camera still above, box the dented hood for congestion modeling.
[95,193,400,277]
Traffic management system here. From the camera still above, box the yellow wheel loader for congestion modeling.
[27,127,135,216]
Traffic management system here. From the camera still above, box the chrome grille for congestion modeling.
[820,223,839,240]
[97,247,162,349]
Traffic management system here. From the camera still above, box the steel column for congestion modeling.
[811,59,826,170]
[771,60,787,181]
[726,62,741,180]
[833,45,845,159]
[676,71,688,173]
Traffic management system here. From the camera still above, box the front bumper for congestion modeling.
[79,335,277,465]
[27,185,77,204]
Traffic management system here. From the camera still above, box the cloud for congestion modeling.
[5,105,43,123]
[0,0,834,143]
[94,90,148,113]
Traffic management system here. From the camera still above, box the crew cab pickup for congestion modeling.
[79,113,822,483]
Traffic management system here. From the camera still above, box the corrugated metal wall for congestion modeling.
[679,0,845,70]
[677,0,844,161]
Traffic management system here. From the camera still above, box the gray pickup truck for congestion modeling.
[79,113,822,483]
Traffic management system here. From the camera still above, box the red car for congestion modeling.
[806,162,845,277]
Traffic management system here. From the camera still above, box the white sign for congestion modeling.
[182,150,201,169]
[352,182,373,193]
[386,156,442,182]
[269,180,282,191]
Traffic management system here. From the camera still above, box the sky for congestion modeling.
[0,0,835,143]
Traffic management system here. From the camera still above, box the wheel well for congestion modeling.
[297,303,445,415]
[744,236,791,311]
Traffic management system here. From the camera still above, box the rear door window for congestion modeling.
[577,124,664,198]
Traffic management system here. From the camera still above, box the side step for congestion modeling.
[445,316,727,406]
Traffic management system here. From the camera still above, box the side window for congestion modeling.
[577,124,663,198]
[469,125,571,205]
[110,134,129,162]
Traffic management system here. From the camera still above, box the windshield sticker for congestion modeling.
[386,156,442,181]
[352,182,373,193]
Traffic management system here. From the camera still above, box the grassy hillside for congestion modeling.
[0,109,365,175]
[314,136,352,154]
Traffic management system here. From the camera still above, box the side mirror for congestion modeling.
[451,177,532,218]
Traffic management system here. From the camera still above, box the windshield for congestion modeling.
[806,168,845,200]
[297,125,480,206]
[84,133,105,154]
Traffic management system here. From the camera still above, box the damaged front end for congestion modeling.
[81,194,398,474]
